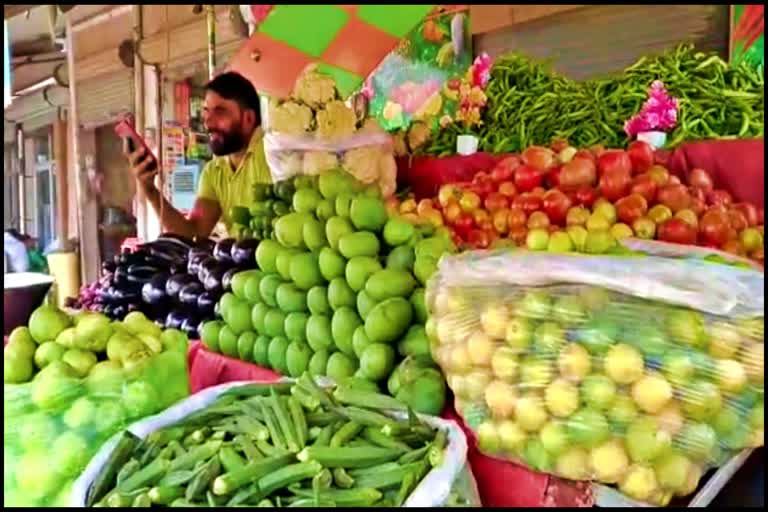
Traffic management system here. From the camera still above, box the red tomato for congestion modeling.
[690,197,707,216]
[473,209,491,226]
[530,187,547,198]
[443,201,462,224]
[658,218,698,245]
[728,209,749,233]
[707,189,733,207]
[550,138,570,153]
[699,209,731,246]
[472,180,494,199]
[689,186,707,203]
[751,246,764,264]
[575,186,598,208]
[521,146,556,171]
[459,190,482,212]
[490,165,513,183]
[454,213,475,238]
[496,156,522,175]
[472,171,490,185]
[721,239,745,256]
[514,165,544,193]
[630,174,658,203]
[688,168,714,192]
[507,207,527,229]
[559,158,597,190]
[615,194,649,225]
[732,202,759,227]
[484,192,509,212]
[498,181,518,199]
[627,140,654,174]
[657,184,691,213]
[597,150,632,178]
[492,208,510,234]
[467,229,491,249]
[573,149,596,164]
[599,167,632,202]
[542,189,573,226]
[647,165,670,186]
[513,193,543,216]
[758,208,764,225]
[546,166,562,189]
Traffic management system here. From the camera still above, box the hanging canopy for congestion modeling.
[229,4,434,99]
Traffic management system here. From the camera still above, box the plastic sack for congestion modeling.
[4,345,190,507]
[264,127,397,197]
[71,379,481,507]
[426,250,764,506]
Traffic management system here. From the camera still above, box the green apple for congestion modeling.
[505,317,534,352]
[576,317,618,355]
[552,295,587,325]
[539,421,569,455]
[707,321,742,359]
[526,229,550,251]
[477,421,501,453]
[661,349,696,387]
[517,290,552,320]
[566,225,588,251]
[547,231,574,253]
[675,423,717,463]
[581,374,617,410]
[607,395,639,429]
[584,229,616,254]
[625,416,672,463]
[523,439,553,472]
[680,380,722,421]
[653,452,692,493]
[626,324,670,359]
[534,322,566,353]
[665,309,708,348]
[566,408,610,448]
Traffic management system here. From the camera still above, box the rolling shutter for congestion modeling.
[474,4,730,80]
[76,69,134,128]
[4,86,68,133]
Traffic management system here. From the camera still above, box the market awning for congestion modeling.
[229,4,435,99]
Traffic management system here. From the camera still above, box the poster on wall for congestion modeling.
[730,5,764,69]
[364,6,473,133]
[4,21,11,109]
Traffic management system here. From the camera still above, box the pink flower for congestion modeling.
[624,80,679,137]
[470,53,493,88]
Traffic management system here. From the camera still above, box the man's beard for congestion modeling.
[209,125,248,156]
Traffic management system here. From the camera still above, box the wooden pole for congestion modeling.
[52,114,68,239]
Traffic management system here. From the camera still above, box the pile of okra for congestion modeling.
[87,374,448,508]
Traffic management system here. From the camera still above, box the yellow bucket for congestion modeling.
[47,252,81,309]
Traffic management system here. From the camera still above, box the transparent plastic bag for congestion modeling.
[4,347,190,507]
[72,379,479,507]
[426,251,764,506]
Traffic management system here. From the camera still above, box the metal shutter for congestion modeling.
[76,69,134,128]
[474,4,730,81]
[4,86,68,134]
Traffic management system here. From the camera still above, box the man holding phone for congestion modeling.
[125,72,272,240]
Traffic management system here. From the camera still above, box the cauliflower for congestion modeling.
[292,70,337,108]
[359,118,386,136]
[316,100,357,140]
[342,146,380,184]
[378,153,397,198]
[407,121,431,151]
[269,100,314,135]
[303,151,339,175]
[267,151,302,180]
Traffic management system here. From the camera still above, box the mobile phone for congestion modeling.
[115,117,159,172]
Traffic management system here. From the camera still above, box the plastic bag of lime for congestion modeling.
[426,250,764,506]
[3,306,191,506]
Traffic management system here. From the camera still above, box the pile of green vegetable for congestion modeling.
[201,170,452,416]
[423,44,764,155]
[229,180,297,241]
[85,376,461,508]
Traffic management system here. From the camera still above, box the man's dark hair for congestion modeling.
[205,72,261,124]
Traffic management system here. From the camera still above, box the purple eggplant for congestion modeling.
[179,282,205,309]
[166,273,197,300]
[231,239,260,266]
[197,291,218,315]
[180,317,199,340]
[213,238,236,264]
[142,273,169,305]
[203,266,227,295]
[197,257,219,284]
[165,310,186,330]
[197,239,216,252]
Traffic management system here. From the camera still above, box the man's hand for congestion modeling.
[124,143,158,193]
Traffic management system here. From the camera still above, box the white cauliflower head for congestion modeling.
[303,151,339,176]
[342,146,381,184]
[292,70,337,108]
[268,100,314,135]
[316,101,358,140]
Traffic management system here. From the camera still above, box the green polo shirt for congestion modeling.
[197,128,272,235]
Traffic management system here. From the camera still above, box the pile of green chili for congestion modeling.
[422,44,764,156]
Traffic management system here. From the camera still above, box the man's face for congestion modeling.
[202,91,254,156]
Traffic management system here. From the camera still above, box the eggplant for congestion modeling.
[197,257,219,284]
[157,232,197,250]
[111,287,140,304]
[197,239,216,252]
[203,266,227,295]
[179,282,205,309]
[147,241,188,266]
[180,317,199,340]
[231,239,260,267]
[166,273,197,300]
[213,238,236,264]
[112,304,128,320]
[113,267,130,287]
[165,310,186,330]
[197,292,218,315]
[127,264,161,284]
[142,273,169,305]
[102,260,117,274]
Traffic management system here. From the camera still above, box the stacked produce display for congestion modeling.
[417,44,764,156]
[4,305,191,506]
[80,377,472,508]
[426,250,764,505]
[398,139,764,266]
[201,169,453,417]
